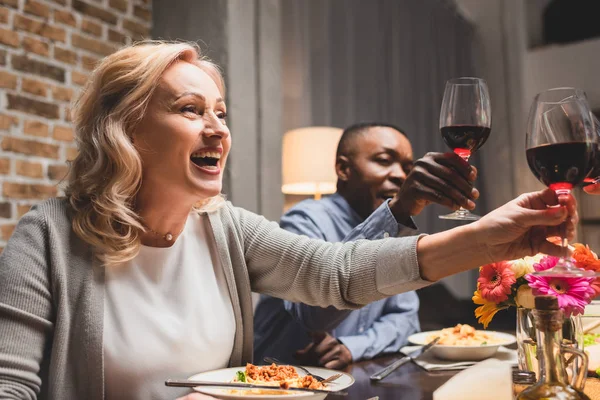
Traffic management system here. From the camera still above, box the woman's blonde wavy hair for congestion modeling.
[66,40,226,266]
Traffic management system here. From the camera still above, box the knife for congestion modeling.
[369,336,440,381]
[165,379,348,395]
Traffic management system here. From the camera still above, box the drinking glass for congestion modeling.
[526,87,598,277]
[439,77,491,221]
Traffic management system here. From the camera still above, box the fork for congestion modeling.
[263,356,333,382]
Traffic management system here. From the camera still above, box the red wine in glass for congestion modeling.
[441,125,491,159]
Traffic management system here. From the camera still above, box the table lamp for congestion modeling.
[281,126,342,200]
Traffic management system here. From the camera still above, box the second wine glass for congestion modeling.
[439,77,492,221]
[525,87,598,277]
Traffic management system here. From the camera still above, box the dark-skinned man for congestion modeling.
[254,122,478,368]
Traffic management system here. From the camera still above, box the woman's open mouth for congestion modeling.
[191,150,221,174]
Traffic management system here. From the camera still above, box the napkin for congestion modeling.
[433,359,512,400]
[399,345,518,371]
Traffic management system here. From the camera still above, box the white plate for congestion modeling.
[408,330,517,361]
[188,366,354,400]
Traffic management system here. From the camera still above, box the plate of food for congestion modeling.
[186,363,354,400]
[408,324,517,361]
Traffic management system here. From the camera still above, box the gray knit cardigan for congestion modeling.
[0,198,430,399]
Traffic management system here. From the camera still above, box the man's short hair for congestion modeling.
[336,122,407,158]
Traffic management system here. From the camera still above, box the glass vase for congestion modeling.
[516,307,584,380]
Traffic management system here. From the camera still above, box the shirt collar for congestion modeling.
[328,193,364,227]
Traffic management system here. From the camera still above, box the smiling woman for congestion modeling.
[0,40,581,400]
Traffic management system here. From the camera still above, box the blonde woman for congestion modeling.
[0,41,577,400]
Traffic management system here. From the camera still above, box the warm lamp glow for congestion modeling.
[282,126,343,199]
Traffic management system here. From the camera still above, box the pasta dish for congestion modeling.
[233,363,326,390]
[430,324,500,346]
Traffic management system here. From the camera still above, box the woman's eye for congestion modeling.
[217,111,227,119]
[181,105,200,114]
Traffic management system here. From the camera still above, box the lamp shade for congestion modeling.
[282,126,343,195]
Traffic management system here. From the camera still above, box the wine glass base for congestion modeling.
[438,210,480,221]
[531,268,600,278]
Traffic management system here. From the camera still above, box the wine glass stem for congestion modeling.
[555,188,570,259]
[457,153,471,213]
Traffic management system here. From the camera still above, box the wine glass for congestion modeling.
[582,114,600,186]
[439,77,492,221]
[525,87,598,277]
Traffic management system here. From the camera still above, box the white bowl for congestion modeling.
[408,330,517,361]
[188,366,354,400]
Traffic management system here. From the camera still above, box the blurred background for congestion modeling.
[1,0,599,312]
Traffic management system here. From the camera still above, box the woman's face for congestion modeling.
[134,61,230,204]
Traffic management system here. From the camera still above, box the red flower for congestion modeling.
[477,261,516,303]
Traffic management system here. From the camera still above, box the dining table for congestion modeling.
[325,353,600,400]
[326,354,456,400]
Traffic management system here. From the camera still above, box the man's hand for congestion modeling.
[584,183,600,195]
[294,332,352,370]
[389,152,478,222]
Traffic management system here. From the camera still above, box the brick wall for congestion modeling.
[0,0,151,251]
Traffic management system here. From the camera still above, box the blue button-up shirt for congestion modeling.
[253,193,421,363]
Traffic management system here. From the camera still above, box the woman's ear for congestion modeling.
[336,155,351,182]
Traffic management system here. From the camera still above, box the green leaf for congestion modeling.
[236,371,246,382]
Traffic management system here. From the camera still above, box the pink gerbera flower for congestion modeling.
[525,268,595,317]
[477,261,516,303]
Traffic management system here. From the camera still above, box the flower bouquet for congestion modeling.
[472,243,600,376]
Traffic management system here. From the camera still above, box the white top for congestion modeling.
[103,212,236,400]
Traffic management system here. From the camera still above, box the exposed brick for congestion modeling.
[17,204,31,217]
[0,0,18,8]
[22,78,49,97]
[0,49,6,66]
[6,94,60,119]
[12,55,65,82]
[54,9,77,27]
[1,224,16,240]
[122,18,149,37]
[133,5,151,22]
[81,18,102,37]
[48,164,68,180]
[14,15,66,42]
[66,146,78,160]
[108,28,127,44]
[53,125,73,141]
[71,70,89,86]
[0,70,17,89]
[2,136,60,158]
[72,33,116,56]
[3,182,57,199]
[54,46,78,65]
[48,0,66,5]
[52,86,73,102]
[109,0,127,12]
[0,27,19,48]
[73,0,117,25]
[22,36,50,56]
[0,114,18,130]
[0,6,9,23]
[0,158,9,174]
[23,120,49,137]
[24,0,50,19]
[81,54,99,71]
[0,202,11,218]
[16,160,43,178]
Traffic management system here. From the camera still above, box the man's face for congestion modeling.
[339,127,414,218]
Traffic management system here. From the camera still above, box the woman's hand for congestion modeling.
[584,183,600,195]
[176,393,219,400]
[472,188,577,262]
